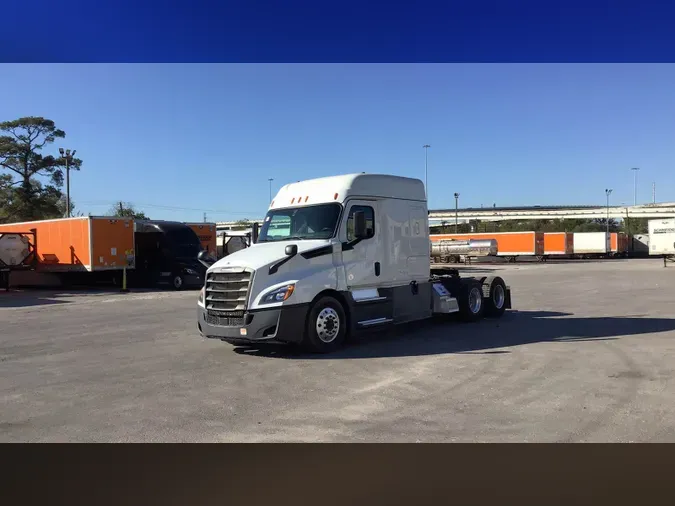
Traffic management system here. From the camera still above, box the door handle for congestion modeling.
[374,262,380,276]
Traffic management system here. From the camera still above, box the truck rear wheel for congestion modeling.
[457,279,484,322]
[304,296,347,353]
[481,276,507,318]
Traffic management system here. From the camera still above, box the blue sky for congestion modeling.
[1,64,674,222]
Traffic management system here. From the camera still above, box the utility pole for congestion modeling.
[268,178,274,202]
[630,167,639,206]
[621,202,631,235]
[454,192,460,232]
[423,145,430,199]
[652,182,656,204]
[59,148,76,217]
[203,212,207,223]
[605,188,613,236]
[119,201,124,214]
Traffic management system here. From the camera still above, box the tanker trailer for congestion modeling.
[430,239,498,264]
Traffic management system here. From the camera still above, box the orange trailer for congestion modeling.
[185,222,217,258]
[0,217,135,272]
[543,232,574,256]
[430,231,545,259]
[610,232,629,257]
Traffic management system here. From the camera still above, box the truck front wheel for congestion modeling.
[171,274,184,290]
[304,296,347,353]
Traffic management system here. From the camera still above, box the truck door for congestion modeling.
[340,200,383,292]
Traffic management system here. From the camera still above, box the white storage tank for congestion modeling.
[572,232,610,254]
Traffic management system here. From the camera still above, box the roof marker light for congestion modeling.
[304,196,309,202]
[291,198,295,204]
[334,193,339,200]
[271,200,274,207]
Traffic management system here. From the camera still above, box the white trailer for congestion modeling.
[197,173,513,353]
[572,232,610,257]
[648,218,675,262]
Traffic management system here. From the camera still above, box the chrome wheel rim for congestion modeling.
[493,285,505,309]
[469,287,482,314]
[316,307,340,343]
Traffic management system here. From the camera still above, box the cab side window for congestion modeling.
[346,205,375,241]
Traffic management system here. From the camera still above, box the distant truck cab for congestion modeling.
[134,220,207,290]
[197,173,512,353]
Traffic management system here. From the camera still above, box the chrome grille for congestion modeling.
[206,313,245,327]
[205,269,252,312]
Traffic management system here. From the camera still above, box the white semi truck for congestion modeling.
[197,173,512,353]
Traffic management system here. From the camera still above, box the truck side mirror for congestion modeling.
[353,210,367,239]
[285,244,298,256]
[198,250,215,266]
[252,222,260,244]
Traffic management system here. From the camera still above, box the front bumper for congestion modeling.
[197,304,309,345]
[182,273,204,288]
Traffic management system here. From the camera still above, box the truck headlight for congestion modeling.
[197,286,205,306]
[260,284,295,304]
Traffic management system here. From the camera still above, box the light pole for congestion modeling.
[268,178,274,202]
[630,167,639,206]
[59,148,76,217]
[454,192,460,232]
[423,144,430,199]
[605,188,613,236]
[621,202,630,235]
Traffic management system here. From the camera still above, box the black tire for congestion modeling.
[457,279,484,322]
[481,276,507,318]
[304,296,347,353]
[171,273,184,291]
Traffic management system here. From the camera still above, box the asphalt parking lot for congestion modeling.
[2,258,675,442]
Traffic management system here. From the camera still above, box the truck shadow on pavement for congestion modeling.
[0,292,72,308]
[233,310,675,360]
[1,286,198,308]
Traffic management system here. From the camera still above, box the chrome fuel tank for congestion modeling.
[430,239,498,257]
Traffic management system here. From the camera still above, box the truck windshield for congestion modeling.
[258,203,342,242]
[165,228,202,258]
